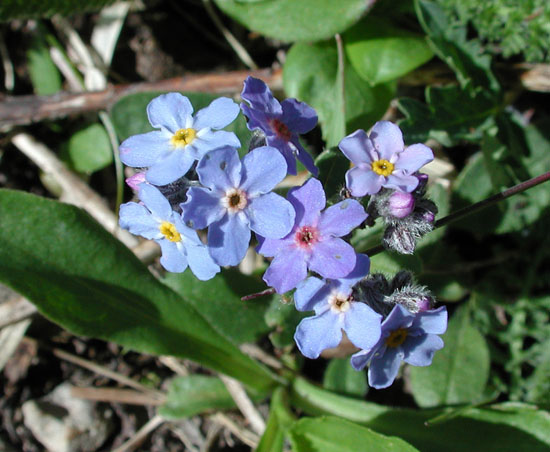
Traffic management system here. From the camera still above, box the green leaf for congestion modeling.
[0,189,279,392]
[0,0,117,21]
[64,123,113,174]
[284,41,395,148]
[265,297,307,349]
[26,30,62,95]
[110,91,251,152]
[409,304,490,407]
[159,375,236,419]
[315,149,350,200]
[289,416,420,452]
[323,358,368,398]
[256,387,296,452]
[370,252,422,275]
[344,16,433,85]
[291,378,550,452]
[414,0,499,93]
[397,85,497,146]
[213,0,372,42]
[163,269,272,345]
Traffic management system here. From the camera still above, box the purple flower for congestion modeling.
[257,178,367,293]
[294,254,382,359]
[181,146,295,267]
[387,191,415,218]
[351,304,447,389]
[339,121,434,196]
[119,93,240,186]
[119,184,220,279]
[240,76,318,176]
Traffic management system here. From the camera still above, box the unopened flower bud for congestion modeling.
[125,172,146,191]
[383,224,417,254]
[388,191,415,218]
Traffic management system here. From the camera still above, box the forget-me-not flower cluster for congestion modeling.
[118,77,446,390]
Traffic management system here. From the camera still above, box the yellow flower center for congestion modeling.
[385,328,408,348]
[159,221,181,242]
[371,159,394,177]
[171,128,197,148]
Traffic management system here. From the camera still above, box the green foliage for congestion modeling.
[315,149,350,200]
[26,29,62,95]
[284,40,394,148]
[265,297,307,349]
[409,304,490,407]
[0,0,118,21]
[256,388,295,452]
[323,358,368,398]
[344,16,433,85]
[0,190,279,392]
[159,375,236,419]
[63,123,113,174]
[213,0,372,42]
[433,0,550,62]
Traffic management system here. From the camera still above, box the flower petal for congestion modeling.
[266,137,297,175]
[394,143,434,172]
[240,146,287,194]
[294,276,328,312]
[403,334,444,367]
[350,347,378,371]
[119,202,160,239]
[287,178,325,227]
[290,139,319,176]
[384,172,420,193]
[197,146,242,191]
[255,235,290,258]
[338,253,370,289]
[186,244,221,281]
[147,93,193,133]
[181,187,225,230]
[241,76,282,115]
[344,303,382,351]
[280,98,317,134]
[207,214,251,267]
[159,240,188,273]
[247,193,295,239]
[308,237,356,280]
[138,184,172,219]
[368,346,403,389]
[382,304,415,332]
[318,199,366,237]
[145,150,194,186]
[240,103,274,133]
[294,311,343,359]
[119,131,170,168]
[339,129,374,165]
[193,97,240,130]
[345,166,384,197]
[263,246,308,293]
[412,306,448,335]
[369,121,404,160]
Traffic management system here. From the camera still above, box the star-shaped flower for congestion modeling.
[240,76,318,176]
[339,121,434,196]
[119,93,240,185]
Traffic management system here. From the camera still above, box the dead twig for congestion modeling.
[70,386,166,405]
[209,413,260,449]
[112,415,165,452]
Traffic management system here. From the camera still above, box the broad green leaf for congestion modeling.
[110,91,251,152]
[265,297,307,349]
[64,123,113,174]
[397,85,497,146]
[256,387,295,452]
[350,221,385,253]
[315,149,350,200]
[163,269,272,345]
[414,0,499,93]
[289,416,420,452]
[409,304,490,407]
[284,41,395,148]
[344,16,433,85]
[323,357,368,397]
[214,0,372,42]
[0,0,117,21]
[26,30,62,95]
[291,378,550,452]
[159,375,235,419]
[370,252,422,275]
[0,189,279,392]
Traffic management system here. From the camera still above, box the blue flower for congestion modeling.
[294,254,382,359]
[119,93,240,186]
[119,184,220,279]
[240,76,319,176]
[257,178,367,294]
[339,121,434,196]
[351,304,447,389]
[181,146,295,267]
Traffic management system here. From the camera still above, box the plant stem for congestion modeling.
[365,171,550,257]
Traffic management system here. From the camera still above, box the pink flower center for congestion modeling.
[294,225,319,249]
[270,119,292,141]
